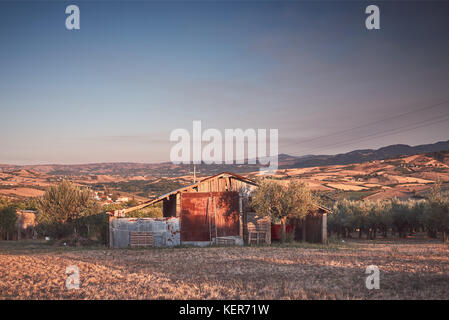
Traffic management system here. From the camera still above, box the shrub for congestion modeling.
[330,187,446,241]
[0,206,17,240]
[36,180,103,244]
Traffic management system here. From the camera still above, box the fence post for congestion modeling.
[322,213,328,244]
[239,194,243,240]
[17,212,21,241]
[108,215,116,248]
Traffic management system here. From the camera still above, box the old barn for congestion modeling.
[109,172,329,247]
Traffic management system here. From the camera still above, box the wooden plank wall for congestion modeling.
[292,214,324,243]
[192,176,254,194]
[180,192,240,241]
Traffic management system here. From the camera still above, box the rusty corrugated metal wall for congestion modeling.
[180,192,240,242]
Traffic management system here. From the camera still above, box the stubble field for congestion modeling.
[0,239,448,300]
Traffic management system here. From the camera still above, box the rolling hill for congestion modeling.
[1,139,448,177]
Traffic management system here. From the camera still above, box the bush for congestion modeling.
[36,180,105,244]
[0,206,17,240]
[36,213,109,244]
[125,206,162,218]
[329,186,448,242]
[424,183,449,241]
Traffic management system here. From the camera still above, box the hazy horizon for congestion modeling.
[0,138,447,166]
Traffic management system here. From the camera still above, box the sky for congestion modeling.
[0,0,449,165]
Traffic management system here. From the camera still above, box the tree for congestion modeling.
[408,200,425,235]
[251,179,315,243]
[0,197,9,209]
[350,201,370,239]
[376,201,392,238]
[425,183,449,242]
[368,201,383,239]
[126,198,139,207]
[0,206,17,240]
[390,198,411,238]
[330,199,354,238]
[37,180,100,239]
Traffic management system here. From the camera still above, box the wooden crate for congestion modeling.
[129,231,154,247]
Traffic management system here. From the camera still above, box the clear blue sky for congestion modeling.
[1,1,449,164]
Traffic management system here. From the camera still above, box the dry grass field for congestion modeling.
[1,239,448,300]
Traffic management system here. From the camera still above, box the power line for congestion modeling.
[281,99,449,149]
[287,113,449,157]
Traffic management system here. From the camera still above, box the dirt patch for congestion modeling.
[0,188,44,197]
[325,183,368,191]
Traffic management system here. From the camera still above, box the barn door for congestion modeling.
[180,192,239,242]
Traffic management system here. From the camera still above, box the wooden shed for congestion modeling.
[114,172,329,246]
[290,206,330,244]
[116,172,269,246]
[270,206,330,244]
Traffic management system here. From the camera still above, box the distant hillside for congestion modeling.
[284,140,449,169]
[0,139,448,176]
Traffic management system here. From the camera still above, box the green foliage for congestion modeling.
[34,220,72,239]
[35,212,109,244]
[329,199,373,238]
[251,179,316,242]
[91,179,184,197]
[390,198,413,238]
[103,203,125,212]
[0,205,17,240]
[424,183,449,240]
[125,203,163,218]
[329,183,449,242]
[252,179,315,220]
[36,180,105,244]
[125,206,162,218]
[75,213,109,243]
[126,198,140,207]
[37,180,101,224]
[16,198,38,211]
[0,197,10,209]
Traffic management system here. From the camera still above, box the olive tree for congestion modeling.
[37,180,100,239]
[425,183,449,242]
[330,199,354,238]
[251,179,315,243]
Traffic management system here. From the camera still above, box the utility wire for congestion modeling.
[287,113,449,157]
[281,99,449,148]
